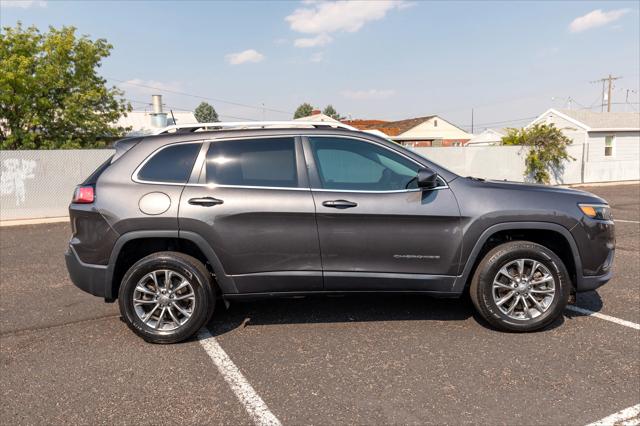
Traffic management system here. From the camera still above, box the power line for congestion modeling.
[460,115,538,130]
[108,77,293,116]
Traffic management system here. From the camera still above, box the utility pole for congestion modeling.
[471,108,474,134]
[591,74,621,112]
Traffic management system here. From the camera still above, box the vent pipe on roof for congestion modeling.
[152,94,163,114]
[150,94,167,128]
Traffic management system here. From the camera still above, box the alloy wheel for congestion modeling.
[132,269,196,331]
[491,258,556,320]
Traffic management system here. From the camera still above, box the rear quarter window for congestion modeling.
[137,143,201,184]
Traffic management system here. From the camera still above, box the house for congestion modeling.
[294,109,340,123]
[343,116,471,147]
[466,128,508,146]
[116,110,197,136]
[529,108,640,182]
[116,95,197,136]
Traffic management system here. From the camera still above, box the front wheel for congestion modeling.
[470,241,571,332]
[118,252,215,344]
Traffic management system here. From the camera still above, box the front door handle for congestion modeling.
[188,197,223,207]
[322,199,358,209]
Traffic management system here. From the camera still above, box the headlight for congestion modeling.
[578,203,612,220]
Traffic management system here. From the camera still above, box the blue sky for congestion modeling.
[1,0,639,130]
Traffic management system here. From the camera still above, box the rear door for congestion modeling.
[304,135,462,292]
[179,136,322,294]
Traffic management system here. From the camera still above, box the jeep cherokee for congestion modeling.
[65,121,615,343]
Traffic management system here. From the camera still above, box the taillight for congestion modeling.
[72,186,95,204]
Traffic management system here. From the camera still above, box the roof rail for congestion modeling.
[152,120,358,135]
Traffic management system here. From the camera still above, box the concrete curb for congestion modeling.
[0,216,69,227]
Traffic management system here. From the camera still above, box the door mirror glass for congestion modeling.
[417,167,439,189]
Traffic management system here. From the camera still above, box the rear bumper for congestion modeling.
[65,245,107,298]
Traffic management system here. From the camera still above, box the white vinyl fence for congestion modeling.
[1,146,638,221]
[412,144,639,184]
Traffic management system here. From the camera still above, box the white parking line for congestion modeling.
[586,403,640,426]
[616,219,640,224]
[566,305,640,330]
[197,329,282,426]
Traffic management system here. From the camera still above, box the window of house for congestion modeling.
[308,137,420,191]
[206,137,298,188]
[137,143,201,183]
[604,136,615,157]
[434,119,438,127]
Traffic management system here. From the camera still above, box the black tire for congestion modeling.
[118,252,215,344]
[469,241,570,332]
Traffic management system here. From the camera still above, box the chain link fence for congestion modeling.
[1,146,638,221]
[1,150,114,220]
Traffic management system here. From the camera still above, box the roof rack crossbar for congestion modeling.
[153,120,358,135]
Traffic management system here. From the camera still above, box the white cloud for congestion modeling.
[286,0,409,47]
[569,8,629,33]
[294,33,333,48]
[341,89,396,100]
[225,49,265,65]
[0,0,47,8]
[310,52,324,62]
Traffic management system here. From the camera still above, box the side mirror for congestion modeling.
[417,167,438,190]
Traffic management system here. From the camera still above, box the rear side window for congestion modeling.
[206,137,298,188]
[137,143,201,183]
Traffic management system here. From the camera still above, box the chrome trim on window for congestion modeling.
[131,134,449,192]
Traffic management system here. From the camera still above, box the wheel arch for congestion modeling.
[105,230,238,301]
[454,222,582,293]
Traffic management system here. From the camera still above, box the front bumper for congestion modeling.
[65,245,107,298]
[576,268,613,292]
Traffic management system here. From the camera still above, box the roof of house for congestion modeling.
[466,128,508,145]
[294,113,339,123]
[534,108,640,131]
[343,116,438,137]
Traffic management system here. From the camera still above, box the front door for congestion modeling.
[179,136,322,294]
[304,136,462,292]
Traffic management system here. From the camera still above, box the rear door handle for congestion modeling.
[322,199,358,209]
[188,197,223,207]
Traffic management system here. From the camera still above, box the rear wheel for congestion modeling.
[470,241,570,332]
[118,252,214,343]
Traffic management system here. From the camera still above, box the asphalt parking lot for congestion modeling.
[1,183,638,425]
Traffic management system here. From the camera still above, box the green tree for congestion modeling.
[322,104,341,120]
[0,23,131,149]
[293,102,313,119]
[194,101,219,123]
[502,123,574,184]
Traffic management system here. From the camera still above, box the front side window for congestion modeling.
[604,136,614,157]
[309,137,421,191]
[206,137,298,188]
[137,143,201,183]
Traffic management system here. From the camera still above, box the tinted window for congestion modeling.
[206,137,298,188]
[138,143,201,183]
[309,137,420,191]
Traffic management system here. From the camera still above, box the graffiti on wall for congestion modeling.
[0,159,37,206]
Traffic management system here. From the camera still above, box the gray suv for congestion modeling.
[65,122,615,343]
